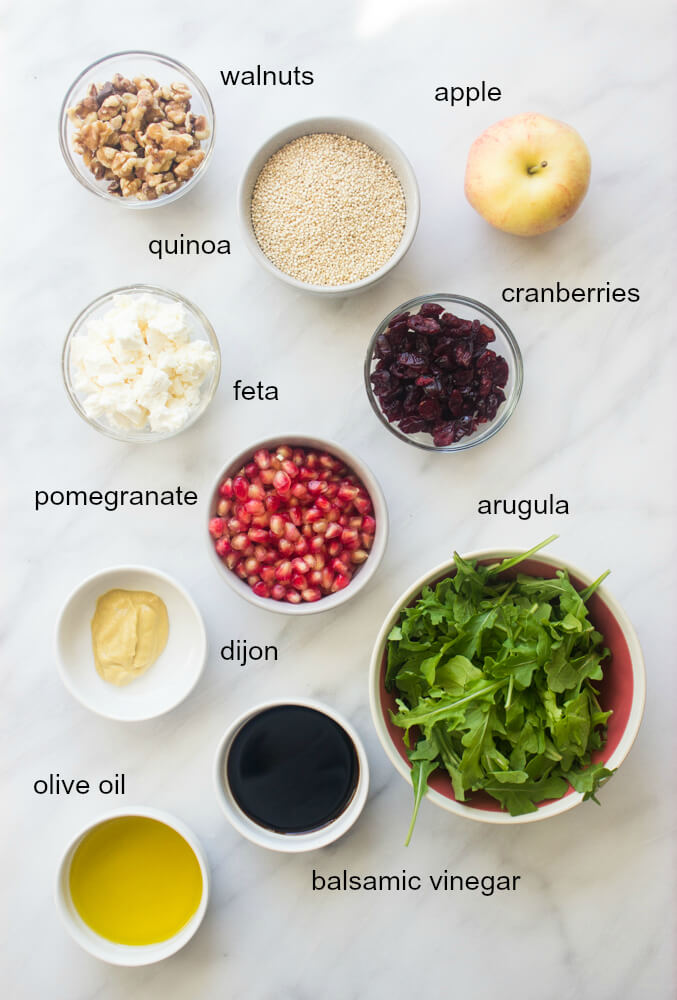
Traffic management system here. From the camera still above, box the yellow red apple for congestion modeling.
[464,112,591,236]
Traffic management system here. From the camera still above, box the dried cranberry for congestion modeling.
[491,357,509,387]
[420,302,445,317]
[479,373,493,397]
[452,368,474,386]
[432,422,456,447]
[388,312,410,328]
[415,375,435,387]
[479,323,496,343]
[453,341,473,368]
[447,389,463,416]
[440,312,462,328]
[409,315,441,335]
[374,333,393,359]
[398,416,428,434]
[476,349,497,370]
[418,398,441,421]
[397,352,428,373]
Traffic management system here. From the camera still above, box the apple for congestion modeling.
[464,112,591,236]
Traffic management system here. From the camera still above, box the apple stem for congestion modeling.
[527,160,548,175]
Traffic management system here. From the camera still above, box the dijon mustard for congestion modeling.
[91,589,169,686]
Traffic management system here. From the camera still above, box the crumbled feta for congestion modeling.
[69,294,218,434]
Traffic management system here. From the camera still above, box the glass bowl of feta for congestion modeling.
[63,285,221,442]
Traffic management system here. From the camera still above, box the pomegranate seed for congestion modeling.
[316,496,331,512]
[269,515,284,537]
[341,529,360,550]
[278,538,295,556]
[284,522,300,542]
[327,540,342,557]
[331,557,350,575]
[233,476,249,501]
[294,538,309,556]
[261,566,276,585]
[282,459,299,479]
[324,522,341,541]
[275,560,292,582]
[271,583,287,601]
[292,449,305,465]
[276,446,293,460]
[309,570,322,586]
[304,507,323,523]
[236,564,248,580]
[304,554,316,569]
[285,589,302,604]
[354,495,372,515]
[313,553,326,570]
[337,484,358,503]
[291,572,307,590]
[302,587,322,602]
[321,568,334,591]
[254,449,271,470]
[362,515,376,535]
[289,507,304,526]
[248,483,265,501]
[261,469,276,486]
[248,527,269,544]
[338,514,349,527]
[291,482,308,500]
[208,517,226,538]
[231,533,249,551]
[256,546,275,564]
[351,549,369,564]
[251,514,269,528]
[244,463,257,479]
[310,535,325,553]
[306,452,318,468]
[264,493,282,513]
[215,537,231,557]
[362,533,374,550]
[332,573,351,592]
[243,543,255,557]
[217,499,231,516]
[325,482,339,498]
[252,581,270,598]
[308,480,326,495]
[235,504,252,525]
[225,552,240,571]
[273,470,291,494]
[245,499,265,516]
[302,524,313,538]
[319,453,337,469]
[312,520,328,534]
[291,557,309,575]
[219,478,233,499]
[244,557,259,575]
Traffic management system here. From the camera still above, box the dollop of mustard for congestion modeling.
[91,589,169,686]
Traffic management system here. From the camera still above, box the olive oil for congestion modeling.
[227,705,359,833]
[69,816,203,946]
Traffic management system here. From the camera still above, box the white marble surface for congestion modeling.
[2,0,676,997]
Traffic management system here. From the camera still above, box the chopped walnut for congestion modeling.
[67,72,210,200]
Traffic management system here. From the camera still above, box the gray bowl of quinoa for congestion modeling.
[238,116,420,295]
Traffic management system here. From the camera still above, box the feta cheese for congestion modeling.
[69,293,218,434]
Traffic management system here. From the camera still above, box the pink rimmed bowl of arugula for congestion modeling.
[368,537,645,840]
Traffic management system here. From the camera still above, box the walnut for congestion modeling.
[68,71,209,200]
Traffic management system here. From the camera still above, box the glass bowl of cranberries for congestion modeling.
[365,294,523,451]
[207,436,388,615]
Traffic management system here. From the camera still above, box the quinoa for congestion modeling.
[250,132,407,286]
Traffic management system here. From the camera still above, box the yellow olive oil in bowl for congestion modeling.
[69,815,203,946]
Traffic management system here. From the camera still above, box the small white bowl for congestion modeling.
[214,698,369,852]
[56,565,207,721]
[56,806,209,965]
[207,434,389,615]
[238,116,420,295]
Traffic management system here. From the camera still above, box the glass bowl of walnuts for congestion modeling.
[59,50,215,208]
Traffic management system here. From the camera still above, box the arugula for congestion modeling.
[386,537,615,842]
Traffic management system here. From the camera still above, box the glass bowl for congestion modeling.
[63,284,221,443]
[59,51,215,208]
[364,293,523,452]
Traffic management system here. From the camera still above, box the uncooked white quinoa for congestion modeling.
[250,133,406,286]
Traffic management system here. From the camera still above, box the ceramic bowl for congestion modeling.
[364,293,523,452]
[207,434,388,615]
[59,50,215,207]
[238,116,420,295]
[214,698,369,852]
[55,806,209,965]
[369,549,646,825]
[62,284,221,443]
[56,565,207,721]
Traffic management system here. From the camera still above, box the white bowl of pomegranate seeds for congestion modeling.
[207,437,388,614]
